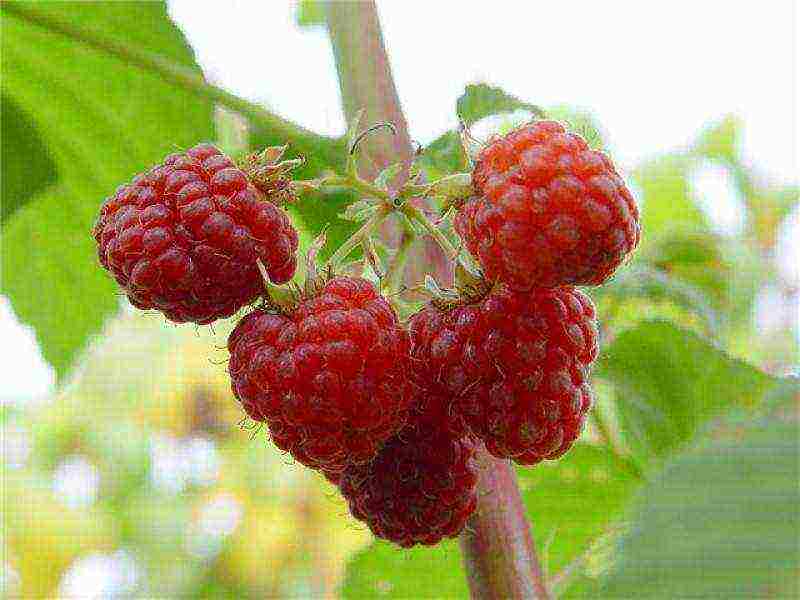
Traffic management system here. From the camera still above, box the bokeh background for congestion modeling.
[2,1,797,598]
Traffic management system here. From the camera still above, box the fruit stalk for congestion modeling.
[325,0,414,178]
[460,446,552,599]
[325,203,393,268]
[324,2,552,597]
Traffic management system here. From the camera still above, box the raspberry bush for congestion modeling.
[10,3,792,598]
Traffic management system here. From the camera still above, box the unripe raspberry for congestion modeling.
[227,276,414,474]
[409,284,597,465]
[93,143,298,324]
[339,400,478,547]
[455,120,640,289]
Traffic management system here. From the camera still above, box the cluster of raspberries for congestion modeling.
[93,123,639,548]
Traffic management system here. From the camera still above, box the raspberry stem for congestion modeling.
[460,446,553,600]
[325,204,394,268]
[399,203,459,260]
[384,229,414,297]
[400,172,473,204]
[325,4,552,597]
[293,173,391,203]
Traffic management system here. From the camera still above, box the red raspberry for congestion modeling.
[92,143,298,324]
[227,276,414,474]
[409,284,597,465]
[455,120,640,289]
[339,400,478,547]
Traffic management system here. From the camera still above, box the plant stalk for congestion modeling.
[384,229,414,296]
[323,2,551,598]
[325,0,413,179]
[325,204,393,268]
[399,203,459,260]
[461,447,552,600]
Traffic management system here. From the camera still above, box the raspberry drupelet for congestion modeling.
[409,284,598,465]
[455,120,640,289]
[93,143,298,324]
[227,275,414,475]
[339,396,478,547]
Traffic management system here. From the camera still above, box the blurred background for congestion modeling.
[1,1,797,598]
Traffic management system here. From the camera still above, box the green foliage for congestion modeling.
[694,115,742,166]
[342,444,640,598]
[594,265,719,332]
[417,131,467,181]
[1,2,214,379]
[599,411,799,598]
[633,154,708,240]
[295,0,326,27]
[456,83,544,126]
[1,94,58,223]
[419,86,604,183]
[3,11,797,599]
[596,320,781,467]
[544,104,605,150]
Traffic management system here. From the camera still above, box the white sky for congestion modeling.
[2,0,798,402]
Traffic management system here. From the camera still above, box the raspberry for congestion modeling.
[409,284,597,465]
[339,400,478,547]
[455,120,640,289]
[92,143,299,324]
[227,275,414,474]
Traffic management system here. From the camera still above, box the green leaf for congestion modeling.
[342,538,465,599]
[1,94,58,223]
[594,265,719,333]
[419,103,605,182]
[599,411,799,599]
[342,444,640,599]
[456,83,544,126]
[747,184,799,249]
[634,229,736,312]
[296,0,326,27]
[418,131,468,181]
[544,104,605,150]
[632,154,708,241]
[1,2,214,379]
[597,320,780,466]
[516,445,640,575]
[693,114,742,166]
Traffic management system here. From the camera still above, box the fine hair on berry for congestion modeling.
[93,143,298,324]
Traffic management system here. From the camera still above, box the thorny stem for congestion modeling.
[461,447,553,600]
[325,1,414,178]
